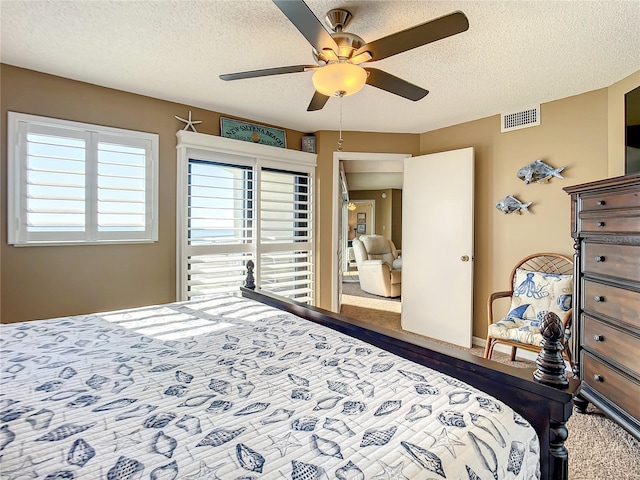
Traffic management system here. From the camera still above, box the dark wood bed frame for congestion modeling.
[241,284,579,480]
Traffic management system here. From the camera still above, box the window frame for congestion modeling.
[176,130,317,303]
[7,112,159,246]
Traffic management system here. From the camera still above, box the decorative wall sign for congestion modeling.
[302,135,316,153]
[220,118,286,148]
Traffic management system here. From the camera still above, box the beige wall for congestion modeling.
[0,64,305,323]
[348,189,390,239]
[345,190,401,249]
[608,70,640,177]
[2,63,637,339]
[391,189,403,249]
[420,89,612,338]
[313,131,420,307]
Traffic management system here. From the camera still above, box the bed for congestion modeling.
[0,285,576,480]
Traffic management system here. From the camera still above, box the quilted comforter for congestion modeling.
[0,295,540,479]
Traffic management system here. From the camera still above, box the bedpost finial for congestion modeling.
[534,312,569,388]
[245,259,255,290]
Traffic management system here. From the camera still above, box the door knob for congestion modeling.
[460,255,469,262]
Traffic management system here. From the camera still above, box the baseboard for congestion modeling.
[472,336,538,362]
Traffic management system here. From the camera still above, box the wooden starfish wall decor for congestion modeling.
[175,110,202,132]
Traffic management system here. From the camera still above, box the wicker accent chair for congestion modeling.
[484,253,574,363]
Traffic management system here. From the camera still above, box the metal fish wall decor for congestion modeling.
[517,159,566,184]
[496,195,532,215]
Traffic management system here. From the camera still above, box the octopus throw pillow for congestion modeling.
[506,268,573,326]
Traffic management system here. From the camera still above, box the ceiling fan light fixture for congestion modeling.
[312,63,367,97]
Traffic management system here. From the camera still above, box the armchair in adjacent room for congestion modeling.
[351,235,402,298]
[484,253,574,363]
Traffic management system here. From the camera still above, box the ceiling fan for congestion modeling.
[219,0,469,111]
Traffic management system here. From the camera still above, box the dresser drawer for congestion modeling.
[581,189,640,211]
[583,242,640,283]
[580,213,640,234]
[582,352,640,420]
[582,314,640,374]
[583,280,640,329]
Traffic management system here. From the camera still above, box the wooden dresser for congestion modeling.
[564,173,640,440]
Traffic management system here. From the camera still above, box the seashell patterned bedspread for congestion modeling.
[0,295,540,479]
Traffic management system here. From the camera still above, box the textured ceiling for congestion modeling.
[1,0,639,134]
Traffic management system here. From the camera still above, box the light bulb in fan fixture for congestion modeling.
[312,63,367,97]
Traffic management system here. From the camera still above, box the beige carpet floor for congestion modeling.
[340,287,640,480]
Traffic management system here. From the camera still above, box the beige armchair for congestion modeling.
[352,235,402,298]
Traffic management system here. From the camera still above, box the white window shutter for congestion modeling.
[96,134,153,240]
[180,158,314,304]
[21,123,89,243]
[7,112,158,246]
[258,168,314,303]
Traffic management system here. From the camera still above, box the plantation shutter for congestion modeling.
[185,160,254,298]
[96,135,152,239]
[8,112,158,245]
[182,157,314,304]
[259,167,313,303]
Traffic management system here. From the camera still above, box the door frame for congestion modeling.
[331,151,411,312]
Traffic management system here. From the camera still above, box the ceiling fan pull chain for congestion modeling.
[337,92,344,151]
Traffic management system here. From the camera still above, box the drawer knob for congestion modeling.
[594,255,605,262]
[593,334,604,342]
[596,221,605,228]
[596,200,606,206]
[593,374,604,382]
[594,295,605,303]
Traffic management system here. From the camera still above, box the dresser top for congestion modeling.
[564,172,640,195]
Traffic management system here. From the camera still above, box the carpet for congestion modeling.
[341,279,401,303]
[339,301,640,480]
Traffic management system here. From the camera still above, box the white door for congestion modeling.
[401,147,474,348]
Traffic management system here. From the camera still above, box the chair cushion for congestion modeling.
[487,318,543,346]
[507,268,573,324]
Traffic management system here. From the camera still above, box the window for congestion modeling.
[259,168,313,301]
[7,112,158,245]
[177,132,316,304]
[186,160,254,297]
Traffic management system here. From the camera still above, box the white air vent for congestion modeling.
[501,106,540,132]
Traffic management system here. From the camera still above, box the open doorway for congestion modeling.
[332,151,409,313]
[344,199,375,278]
[332,149,475,349]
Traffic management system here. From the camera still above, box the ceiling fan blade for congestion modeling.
[307,91,331,111]
[272,0,339,53]
[355,11,469,62]
[364,68,429,101]
[220,65,316,81]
